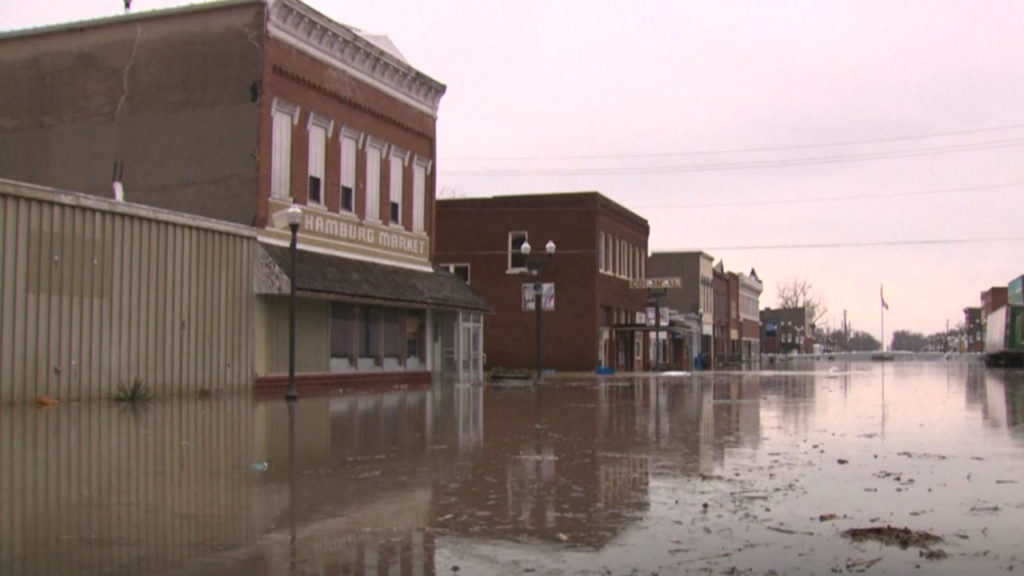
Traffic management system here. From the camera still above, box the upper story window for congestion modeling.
[389,148,407,227]
[604,233,613,273]
[365,138,383,222]
[508,231,528,271]
[306,112,333,206]
[412,157,430,233]
[270,98,300,200]
[339,128,359,214]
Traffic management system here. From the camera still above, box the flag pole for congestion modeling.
[880,285,887,353]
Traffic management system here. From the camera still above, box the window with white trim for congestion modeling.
[389,148,406,227]
[508,231,528,271]
[365,140,382,221]
[622,241,630,278]
[412,157,429,233]
[604,233,613,273]
[598,232,606,272]
[339,130,359,214]
[307,113,332,206]
[271,99,299,199]
[614,236,622,274]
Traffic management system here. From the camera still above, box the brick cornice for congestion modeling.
[271,64,434,141]
[267,0,446,118]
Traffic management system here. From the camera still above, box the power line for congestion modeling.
[442,122,1024,162]
[441,136,1024,177]
[699,237,1024,252]
[632,181,1024,210]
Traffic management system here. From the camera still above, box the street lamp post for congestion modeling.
[521,239,555,383]
[285,204,303,402]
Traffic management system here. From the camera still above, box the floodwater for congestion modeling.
[3,360,1024,575]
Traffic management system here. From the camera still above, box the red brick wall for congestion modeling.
[436,194,648,372]
[256,35,438,237]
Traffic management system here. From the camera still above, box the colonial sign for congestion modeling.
[630,276,682,290]
[267,199,430,266]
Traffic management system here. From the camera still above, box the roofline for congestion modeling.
[0,177,256,238]
[0,0,262,41]
[649,250,716,262]
[437,191,649,228]
[267,0,446,117]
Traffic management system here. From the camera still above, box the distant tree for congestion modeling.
[776,277,827,325]
[437,185,465,199]
[847,330,881,352]
[891,330,927,352]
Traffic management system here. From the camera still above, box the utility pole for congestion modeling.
[843,309,848,351]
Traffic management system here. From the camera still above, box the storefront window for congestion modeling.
[330,303,355,358]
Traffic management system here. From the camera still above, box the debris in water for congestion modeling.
[35,396,59,407]
[920,548,948,560]
[842,526,942,550]
[845,557,882,572]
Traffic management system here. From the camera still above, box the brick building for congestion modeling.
[435,193,649,373]
[646,252,715,368]
[737,269,763,363]
[980,287,1008,352]
[760,307,812,355]
[964,307,983,353]
[0,0,490,388]
[712,262,730,367]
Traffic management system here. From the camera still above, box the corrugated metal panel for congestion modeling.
[0,181,255,402]
[0,395,254,575]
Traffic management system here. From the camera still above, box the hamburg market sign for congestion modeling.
[630,277,682,290]
[268,199,428,263]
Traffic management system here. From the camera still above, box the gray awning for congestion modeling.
[257,243,492,313]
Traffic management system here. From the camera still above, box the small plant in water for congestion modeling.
[113,378,153,402]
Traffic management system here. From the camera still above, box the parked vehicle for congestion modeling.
[985,304,1024,367]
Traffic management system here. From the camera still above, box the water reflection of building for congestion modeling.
[759,373,817,432]
[432,378,763,550]
[246,386,484,575]
[0,397,254,576]
[974,368,1024,431]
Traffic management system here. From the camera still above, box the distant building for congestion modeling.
[1009,275,1024,306]
[963,307,983,353]
[647,252,715,369]
[435,192,649,373]
[712,261,729,367]
[760,307,812,355]
[0,0,490,388]
[981,287,1009,352]
[737,269,763,363]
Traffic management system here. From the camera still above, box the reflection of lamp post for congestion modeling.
[521,239,556,383]
[285,204,303,402]
[286,397,297,574]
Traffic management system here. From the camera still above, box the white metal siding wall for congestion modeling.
[0,182,255,402]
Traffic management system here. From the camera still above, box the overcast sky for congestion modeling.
[4,0,1023,338]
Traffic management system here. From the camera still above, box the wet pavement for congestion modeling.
[3,359,1024,575]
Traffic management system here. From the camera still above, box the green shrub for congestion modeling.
[113,378,153,403]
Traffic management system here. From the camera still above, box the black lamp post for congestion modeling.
[521,239,555,383]
[285,204,303,402]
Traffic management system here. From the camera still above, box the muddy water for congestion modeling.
[3,360,1024,575]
